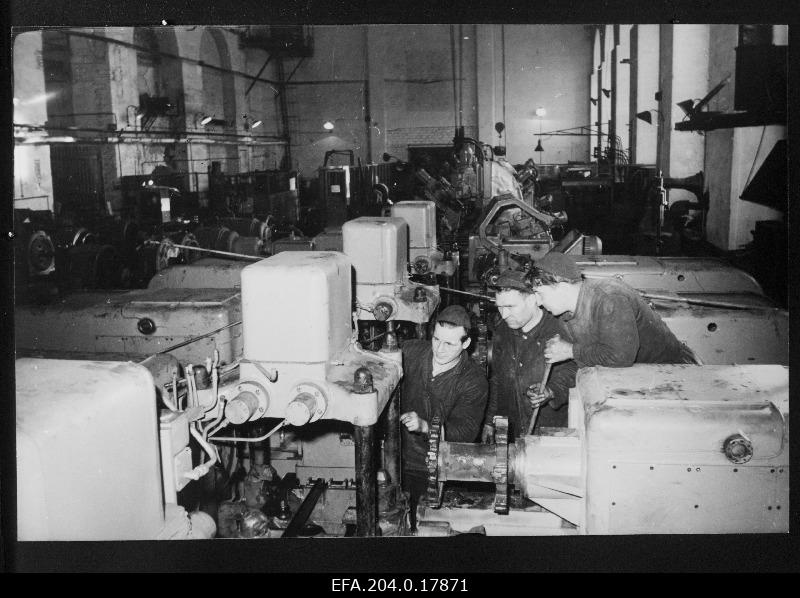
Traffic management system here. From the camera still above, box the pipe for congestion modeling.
[210,418,285,443]
[185,422,218,481]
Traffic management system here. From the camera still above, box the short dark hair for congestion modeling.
[435,319,470,343]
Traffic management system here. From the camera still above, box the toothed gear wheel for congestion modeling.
[424,416,445,508]
[492,416,510,514]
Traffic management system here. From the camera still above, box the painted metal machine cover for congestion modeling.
[343,217,409,284]
[655,302,788,365]
[16,358,164,540]
[14,287,243,364]
[240,251,352,363]
[147,258,248,290]
[391,201,436,250]
[572,255,765,295]
[575,364,789,534]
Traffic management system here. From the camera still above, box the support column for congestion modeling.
[384,388,401,489]
[353,423,377,536]
[631,25,660,165]
[658,25,710,198]
[615,25,633,161]
[365,26,388,163]
[475,25,501,148]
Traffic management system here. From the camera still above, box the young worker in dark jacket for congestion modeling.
[483,269,578,442]
[530,252,698,367]
[399,304,488,530]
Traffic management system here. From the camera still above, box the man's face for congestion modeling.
[495,289,540,329]
[534,283,569,315]
[432,323,469,366]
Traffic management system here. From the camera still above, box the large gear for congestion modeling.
[424,416,445,508]
[491,416,510,514]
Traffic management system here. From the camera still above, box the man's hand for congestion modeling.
[525,383,554,409]
[400,411,429,435]
[544,334,573,363]
[481,423,494,444]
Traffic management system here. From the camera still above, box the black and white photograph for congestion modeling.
[5,3,795,575]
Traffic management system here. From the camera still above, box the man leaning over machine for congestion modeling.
[530,252,699,368]
[483,269,578,443]
[399,304,489,530]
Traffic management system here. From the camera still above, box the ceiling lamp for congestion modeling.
[323,121,335,131]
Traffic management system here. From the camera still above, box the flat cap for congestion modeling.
[534,252,582,282]
[489,268,533,292]
[436,304,472,330]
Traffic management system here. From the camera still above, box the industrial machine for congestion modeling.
[343,216,441,330]
[16,251,405,539]
[14,286,243,364]
[16,357,217,540]
[418,364,789,535]
[467,193,588,284]
[390,200,456,278]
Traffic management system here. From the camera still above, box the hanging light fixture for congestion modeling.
[602,88,611,98]
[534,139,544,152]
[323,120,335,131]
[590,97,598,106]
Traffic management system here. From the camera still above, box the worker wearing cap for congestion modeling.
[484,269,578,442]
[399,304,489,530]
[530,252,698,368]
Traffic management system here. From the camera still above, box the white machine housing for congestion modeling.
[17,358,165,540]
[342,216,439,323]
[230,251,402,427]
[390,201,452,276]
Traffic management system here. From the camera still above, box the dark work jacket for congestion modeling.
[560,278,698,367]
[400,340,488,475]
[487,311,578,438]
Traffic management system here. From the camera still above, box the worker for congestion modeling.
[482,269,577,443]
[530,252,699,368]
[399,304,489,530]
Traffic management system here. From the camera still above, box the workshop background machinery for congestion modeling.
[417,364,789,536]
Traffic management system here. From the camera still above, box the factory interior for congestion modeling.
[10,22,791,551]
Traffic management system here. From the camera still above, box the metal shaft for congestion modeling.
[145,240,263,261]
[640,292,777,311]
[439,287,496,303]
[353,424,377,537]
